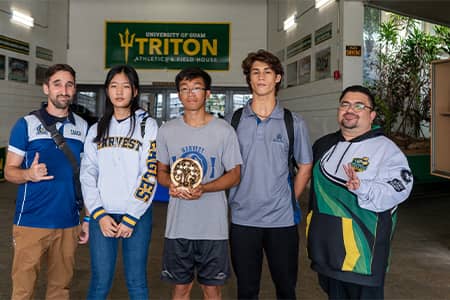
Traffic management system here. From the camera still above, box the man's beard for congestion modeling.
[50,95,72,109]
[340,113,358,129]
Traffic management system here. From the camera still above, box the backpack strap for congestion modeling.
[284,108,301,223]
[231,107,244,130]
[32,110,83,211]
[140,115,149,138]
[284,108,297,176]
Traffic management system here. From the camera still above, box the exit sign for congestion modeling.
[346,45,361,56]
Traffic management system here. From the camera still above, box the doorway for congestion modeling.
[76,85,251,125]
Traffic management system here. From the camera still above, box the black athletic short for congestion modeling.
[160,238,230,286]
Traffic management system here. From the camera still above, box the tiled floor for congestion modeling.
[0,181,449,299]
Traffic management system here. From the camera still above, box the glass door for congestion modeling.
[139,91,165,125]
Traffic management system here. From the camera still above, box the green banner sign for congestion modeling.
[315,23,332,45]
[105,22,230,70]
[287,34,312,58]
[0,35,29,55]
[36,46,53,61]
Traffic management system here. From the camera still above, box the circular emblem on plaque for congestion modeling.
[170,157,203,189]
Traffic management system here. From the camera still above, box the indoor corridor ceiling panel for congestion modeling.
[365,1,450,27]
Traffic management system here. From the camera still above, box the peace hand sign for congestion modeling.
[343,163,360,190]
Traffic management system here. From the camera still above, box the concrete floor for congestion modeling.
[0,180,449,299]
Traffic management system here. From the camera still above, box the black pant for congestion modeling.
[318,274,384,300]
[230,223,299,300]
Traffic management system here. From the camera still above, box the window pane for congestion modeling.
[74,91,98,125]
[139,94,150,112]
[287,61,298,87]
[206,93,226,118]
[77,91,97,114]
[169,93,183,119]
[232,94,251,111]
[156,94,163,118]
[140,93,164,119]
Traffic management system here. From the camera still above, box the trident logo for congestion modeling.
[119,28,135,64]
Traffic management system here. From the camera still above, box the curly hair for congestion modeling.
[241,49,284,95]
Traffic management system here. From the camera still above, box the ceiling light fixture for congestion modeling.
[315,0,335,9]
[283,14,296,31]
[11,9,34,28]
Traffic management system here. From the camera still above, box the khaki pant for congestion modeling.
[11,225,80,300]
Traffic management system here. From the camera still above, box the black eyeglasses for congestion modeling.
[339,101,373,112]
[179,87,206,95]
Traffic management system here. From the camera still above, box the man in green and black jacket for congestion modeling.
[307,85,413,299]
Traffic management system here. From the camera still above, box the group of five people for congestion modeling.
[5,49,413,300]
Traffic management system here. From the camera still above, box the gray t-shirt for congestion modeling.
[157,116,242,240]
[227,101,313,227]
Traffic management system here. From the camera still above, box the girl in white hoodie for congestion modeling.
[80,65,158,299]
